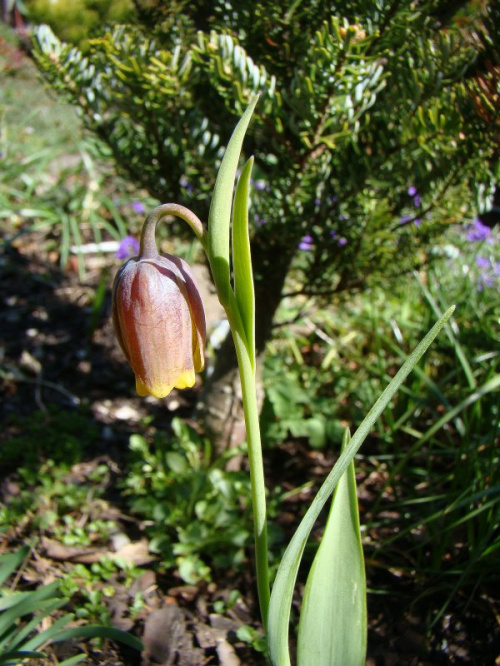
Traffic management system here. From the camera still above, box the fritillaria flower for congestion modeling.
[112,235,206,398]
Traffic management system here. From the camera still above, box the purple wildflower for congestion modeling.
[495,263,500,277]
[408,186,417,197]
[478,275,494,290]
[254,180,268,192]
[131,201,146,214]
[338,237,348,246]
[414,218,422,227]
[476,255,490,269]
[399,214,413,225]
[116,235,140,259]
[466,219,491,242]
[413,194,421,207]
[299,235,314,251]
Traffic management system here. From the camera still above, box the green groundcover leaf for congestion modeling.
[297,430,366,666]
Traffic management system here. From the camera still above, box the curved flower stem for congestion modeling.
[140,203,208,257]
[224,290,270,629]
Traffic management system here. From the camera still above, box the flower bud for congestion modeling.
[112,251,206,398]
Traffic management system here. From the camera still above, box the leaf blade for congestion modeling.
[297,430,366,666]
[207,96,258,305]
[232,156,255,367]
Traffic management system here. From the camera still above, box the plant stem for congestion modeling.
[140,203,207,257]
[226,292,270,629]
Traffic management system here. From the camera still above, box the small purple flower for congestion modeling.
[494,262,500,277]
[338,237,348,246]
[414,218,422,227]
[254,214,266,227]
[413,194,421,207]
[399,214,413,225]
[478,275,494,290]
[299,235,314,251]
[116,235,140,259]
[314,198,322,207]
[476,255,490,269]
[466,219,491,242]
[131,201,146,214]
[408,186,418,197]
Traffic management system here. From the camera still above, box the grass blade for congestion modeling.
[0,649,45,664]
[51,625,143,652]
[59,655,87,666]
[0,582,62,638]
[0,548,29,587]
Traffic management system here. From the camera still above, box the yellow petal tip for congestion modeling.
[174,370,196,390]
[135,377,173,399]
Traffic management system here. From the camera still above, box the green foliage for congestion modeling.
[59,559,141,624]
[236,624,267,654]
[31,1,498,310]
[123,418,258,583]
[0,548,142,664]
[0,456,116,546]
[0,34,153,273]
[0,407,117,550]
[266,224,499,618]
[1,407,97,469]
[24,0,135,46]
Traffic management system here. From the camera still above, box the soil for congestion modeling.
[1,233,499,665]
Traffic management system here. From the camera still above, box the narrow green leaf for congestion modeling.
[0,582,62,638]
[416,373,500,446]
[208,96,259,306]
[0,593,33,612]
[267,306,455,666]
[19,612,76,651]
[0,548,29,587]
[51,625,143,652]
[58,655,87,666]
[0,649,46,664]
[297,430,366,666]
[232,156,255,367]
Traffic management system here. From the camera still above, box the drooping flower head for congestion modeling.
[112,213,206,398]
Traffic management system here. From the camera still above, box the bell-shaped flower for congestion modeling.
[112,249,206,398]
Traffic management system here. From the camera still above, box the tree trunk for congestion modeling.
[197,237,294,458]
